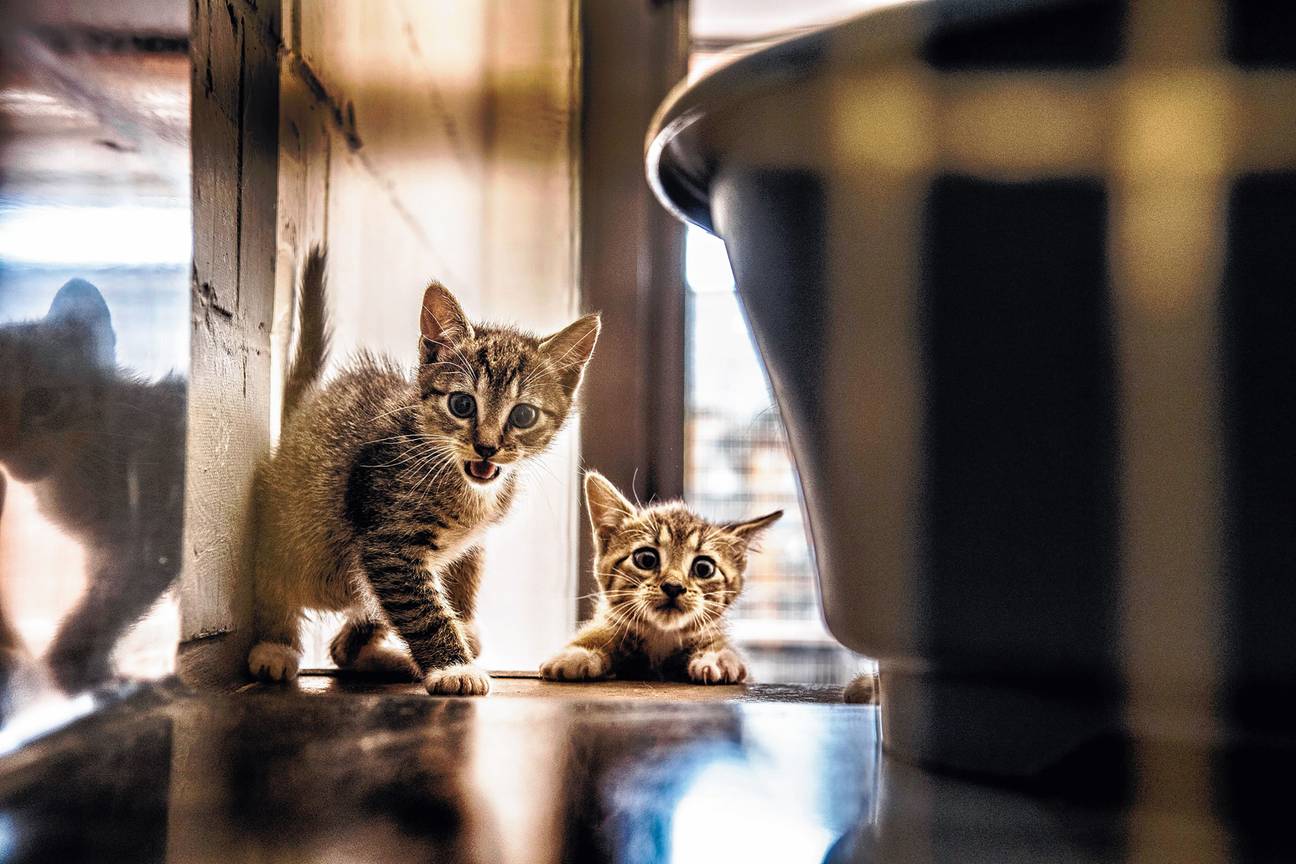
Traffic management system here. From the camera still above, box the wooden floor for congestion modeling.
[284,669,849,703]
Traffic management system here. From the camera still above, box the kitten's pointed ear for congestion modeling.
[420,281,474,364]
[539,313,601,396]
[48,278,115,368]
[724,510,783,547]
[584,470,634,545]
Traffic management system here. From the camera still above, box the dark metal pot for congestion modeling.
[648,0,1296,776]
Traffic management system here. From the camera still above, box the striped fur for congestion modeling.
[249,250,599,695]
[540,471,780,684]
[281,247,331,417]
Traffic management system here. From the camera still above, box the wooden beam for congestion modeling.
[179,0,281,687]
[577,0,690,618]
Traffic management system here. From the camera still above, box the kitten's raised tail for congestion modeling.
[282,246,332,418]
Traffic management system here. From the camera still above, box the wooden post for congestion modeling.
[180,0,281,686]
[577,0,689,618]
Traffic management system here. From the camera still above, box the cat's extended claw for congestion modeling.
[248,641,301,682]
[687,648,746,685]
[424,663,491,696]
[540,646,609,681]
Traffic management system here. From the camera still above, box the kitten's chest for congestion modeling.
[422,521,476,568]
[636,630,688,667]
[350,457,506,556]
[615,632,691,681]
[405,494,503,568]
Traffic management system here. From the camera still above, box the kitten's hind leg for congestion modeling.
[329,613,418,679]
[328,614,379,666]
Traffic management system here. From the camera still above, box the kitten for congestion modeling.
[0,279,186,692]
[541,471,780,684]
[249,248,600,696]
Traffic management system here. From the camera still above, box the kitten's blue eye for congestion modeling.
[632,547,659,570]
[691,557,717,580]
[448,392,476,418]
[509,403,539,429]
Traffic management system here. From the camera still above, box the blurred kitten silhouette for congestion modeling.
[0,278,185,692]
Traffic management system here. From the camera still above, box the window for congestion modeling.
[685,228,862,684]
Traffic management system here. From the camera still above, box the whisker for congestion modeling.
[416,447,464,503]
[392,449,445,476]
[362,432,433,445]
[408,445,460,491]
[372,440,449,469]
[365,403,418,423]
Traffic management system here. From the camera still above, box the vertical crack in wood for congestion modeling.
[233,5,246,311]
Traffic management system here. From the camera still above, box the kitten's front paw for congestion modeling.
[424,663,491,696]
[540,646,609,681]
[688,648,747,685]
[248,642,301,683]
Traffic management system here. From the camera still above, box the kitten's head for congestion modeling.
[0,279,116,482]
[414,281,600,494]
[584,470,782,635]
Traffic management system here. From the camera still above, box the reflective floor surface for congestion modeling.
[2,680,1294,864]
[0,682,878,864]
[287,671,851,703]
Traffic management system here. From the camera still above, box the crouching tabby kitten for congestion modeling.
[250,248,599,696]
[541,471,780,684]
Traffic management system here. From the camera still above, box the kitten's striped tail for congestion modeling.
[282,245,332,419]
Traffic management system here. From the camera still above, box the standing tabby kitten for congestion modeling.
[541,471,780,684]
[250,248,599,696]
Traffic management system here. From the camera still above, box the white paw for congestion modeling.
[352,643,420,679]
[424,663,491,696]
[540,646,609,681]
[248,642,301,682]
[688,648,747,685]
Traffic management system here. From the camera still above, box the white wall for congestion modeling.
[276,0,580,670]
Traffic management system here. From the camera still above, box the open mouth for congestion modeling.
[464,459,500,483]
[655,599,683,614]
